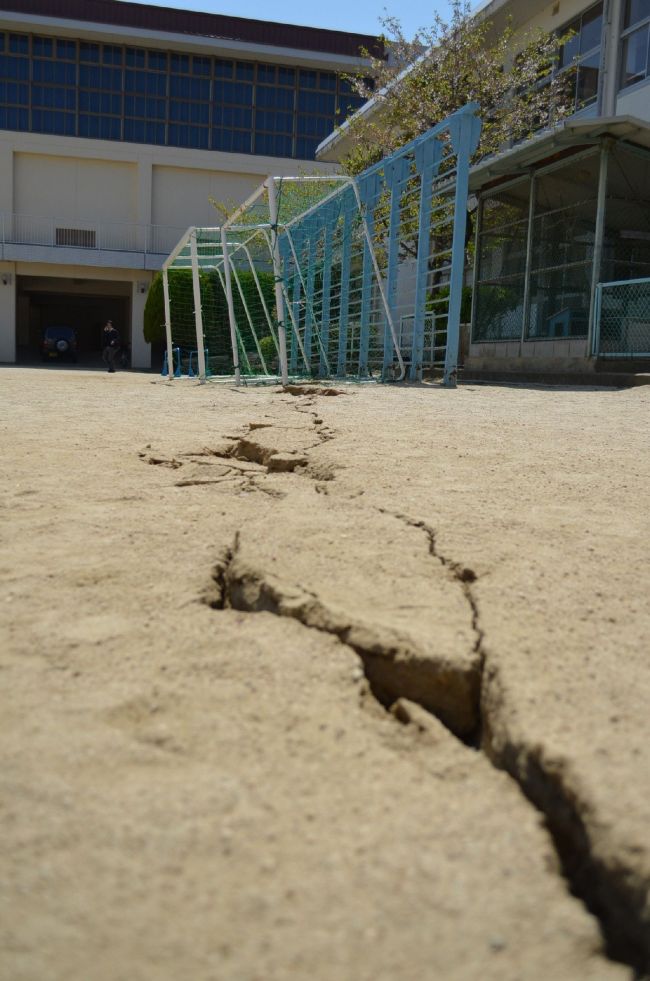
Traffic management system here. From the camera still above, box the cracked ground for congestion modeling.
[1,367,649,981]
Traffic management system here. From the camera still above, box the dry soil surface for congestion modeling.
[1,367,649,981]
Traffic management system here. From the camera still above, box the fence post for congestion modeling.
[411,138,442,381]
[221,226,241,386]
[190,229,207,383]
[382,155,411,377]
[267,177,288,385]
[162,266,174,382]
[445,109,481,387]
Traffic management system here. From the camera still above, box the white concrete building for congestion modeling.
[0,0,377,367]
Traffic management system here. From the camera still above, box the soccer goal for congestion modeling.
[162,103,481,387]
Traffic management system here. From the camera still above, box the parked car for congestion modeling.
[41,326,78,362]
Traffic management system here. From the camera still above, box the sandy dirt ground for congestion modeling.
[0,366,649,981]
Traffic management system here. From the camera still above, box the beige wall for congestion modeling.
[617,83,650,124]
[151,165,263,228]
[13,153,137,223]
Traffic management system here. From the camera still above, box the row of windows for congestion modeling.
[0,106,322,157]
[0,31,358,91]
[0,30,364,159]
[557,2,603,112]
[621,0,650,87]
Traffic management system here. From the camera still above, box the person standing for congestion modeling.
[102,320,120,373]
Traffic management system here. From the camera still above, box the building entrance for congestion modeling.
[16,277,131,366]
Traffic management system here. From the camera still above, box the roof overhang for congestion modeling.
[468,115,650,192]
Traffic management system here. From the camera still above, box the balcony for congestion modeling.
[0,213,187,270]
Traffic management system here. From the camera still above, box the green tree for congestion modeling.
[342,0,572,175]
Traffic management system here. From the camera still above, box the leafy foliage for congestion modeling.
[341,0,572,175]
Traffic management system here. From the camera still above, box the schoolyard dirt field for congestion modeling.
[0,366,649,981]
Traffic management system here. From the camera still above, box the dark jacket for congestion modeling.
[103,327,120,349]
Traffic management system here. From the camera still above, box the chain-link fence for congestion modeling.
[594,278,650,357]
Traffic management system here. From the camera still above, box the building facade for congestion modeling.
[318,0,650,377]
[0,0,377,367]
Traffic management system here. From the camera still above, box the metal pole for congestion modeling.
[220,226,241,385]
[189,229,207,383]
[468,194,483,350]
[266,177,289,385]
[521,172,537,351]
[162,266,174,382]
[587,139,612,359]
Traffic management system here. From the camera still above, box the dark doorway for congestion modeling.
[16,277,131,366]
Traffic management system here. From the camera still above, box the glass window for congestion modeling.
[80,43,100,63]
[103,45,123,66]
[192,56,211,76]
[256,109,293,133]
[296,136,317,158]
[236,61,254,81]
[33,37,53,58]
[171,53,190,74]
[0,55,29,81]
[557,3,603,109]
[622,25,649,85]
[298,90,335,114]
[0,105,28,129]
[0,34,4,53]
[57,40,76,61]
[626,0,650,27]
[126,48,145,68]
[319,71,336,91]
[9,34,28,54]
[32,109,76,135]
[215,80,253,105]
[147,50,167,71]
[278,66,295,85]
[299,69,317,89]
[215,59,233,79]
[257,64,276,83]
[254,132,292,156]
[257,85,294,109]
[34,60,76,84]
[580,5,603,52]
[621,0,650,87]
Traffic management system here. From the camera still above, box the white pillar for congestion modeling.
[221,227,241,385]
[0,262,16,363]
[190,230,206,382]
[130,275,152,369]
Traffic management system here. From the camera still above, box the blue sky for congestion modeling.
[120,0,457,40]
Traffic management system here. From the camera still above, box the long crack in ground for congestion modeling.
[197,403,647,977]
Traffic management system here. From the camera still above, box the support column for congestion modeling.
[587,139,612,357]
[520,172,537,350]
[0,262,16,363]
[130,274,152,370]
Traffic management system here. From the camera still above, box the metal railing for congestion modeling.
[594,277,650,357]
[0,213,185,257]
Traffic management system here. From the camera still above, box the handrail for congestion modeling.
[0,212,186,256]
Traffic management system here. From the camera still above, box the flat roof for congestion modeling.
[469,115,650,190]
[0,0,383,57]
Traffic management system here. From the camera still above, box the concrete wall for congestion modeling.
[616,80,650,124]
[14,154,138,223]
[466,338,593,374]
[0,262,16,362]
[151,165,263,228]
